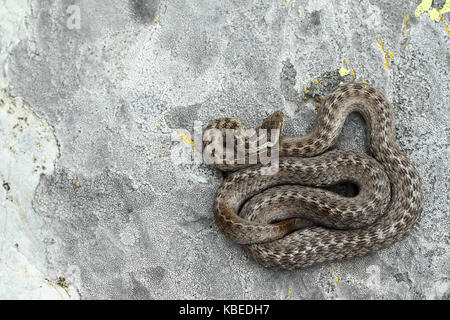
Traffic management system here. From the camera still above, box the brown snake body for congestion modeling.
[204,83,423,270]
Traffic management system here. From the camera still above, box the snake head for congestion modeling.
[256,110,284,132]
[203,111,284,171]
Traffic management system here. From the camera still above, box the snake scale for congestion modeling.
[204,82,423,270]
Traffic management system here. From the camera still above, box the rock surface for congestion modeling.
[0,0,449,299]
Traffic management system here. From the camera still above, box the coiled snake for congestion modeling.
[204,83,423,270]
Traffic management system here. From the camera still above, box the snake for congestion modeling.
[203,82,423,270]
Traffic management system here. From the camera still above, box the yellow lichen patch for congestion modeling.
[155,17,159,24]
[313,78,323,86]
[378,40,385,52]
[442,0,450,14]
[429,8,441,21]
[178,132,197,151]
[286,0,292,4]
[333,269,340,283]
[441,1,450,35]
[402,14,409,34]
[339,59,355,78]
[314,101,321,113]
[415,0,433,17]
[339,67,349,76]
[415,0,450,22]
[157,123,168,130]
[56,277,71,298]
[287,284,293,299]
[378,39,394,69]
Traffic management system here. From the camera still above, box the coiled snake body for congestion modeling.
[204,83,423,270]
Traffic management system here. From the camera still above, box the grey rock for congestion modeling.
[1,0,449,299]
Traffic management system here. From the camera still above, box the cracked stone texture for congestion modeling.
[2,0,449,299]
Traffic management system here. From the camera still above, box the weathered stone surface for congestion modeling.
[1,0,449,299]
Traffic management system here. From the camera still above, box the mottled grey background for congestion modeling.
[2,0,449,299]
